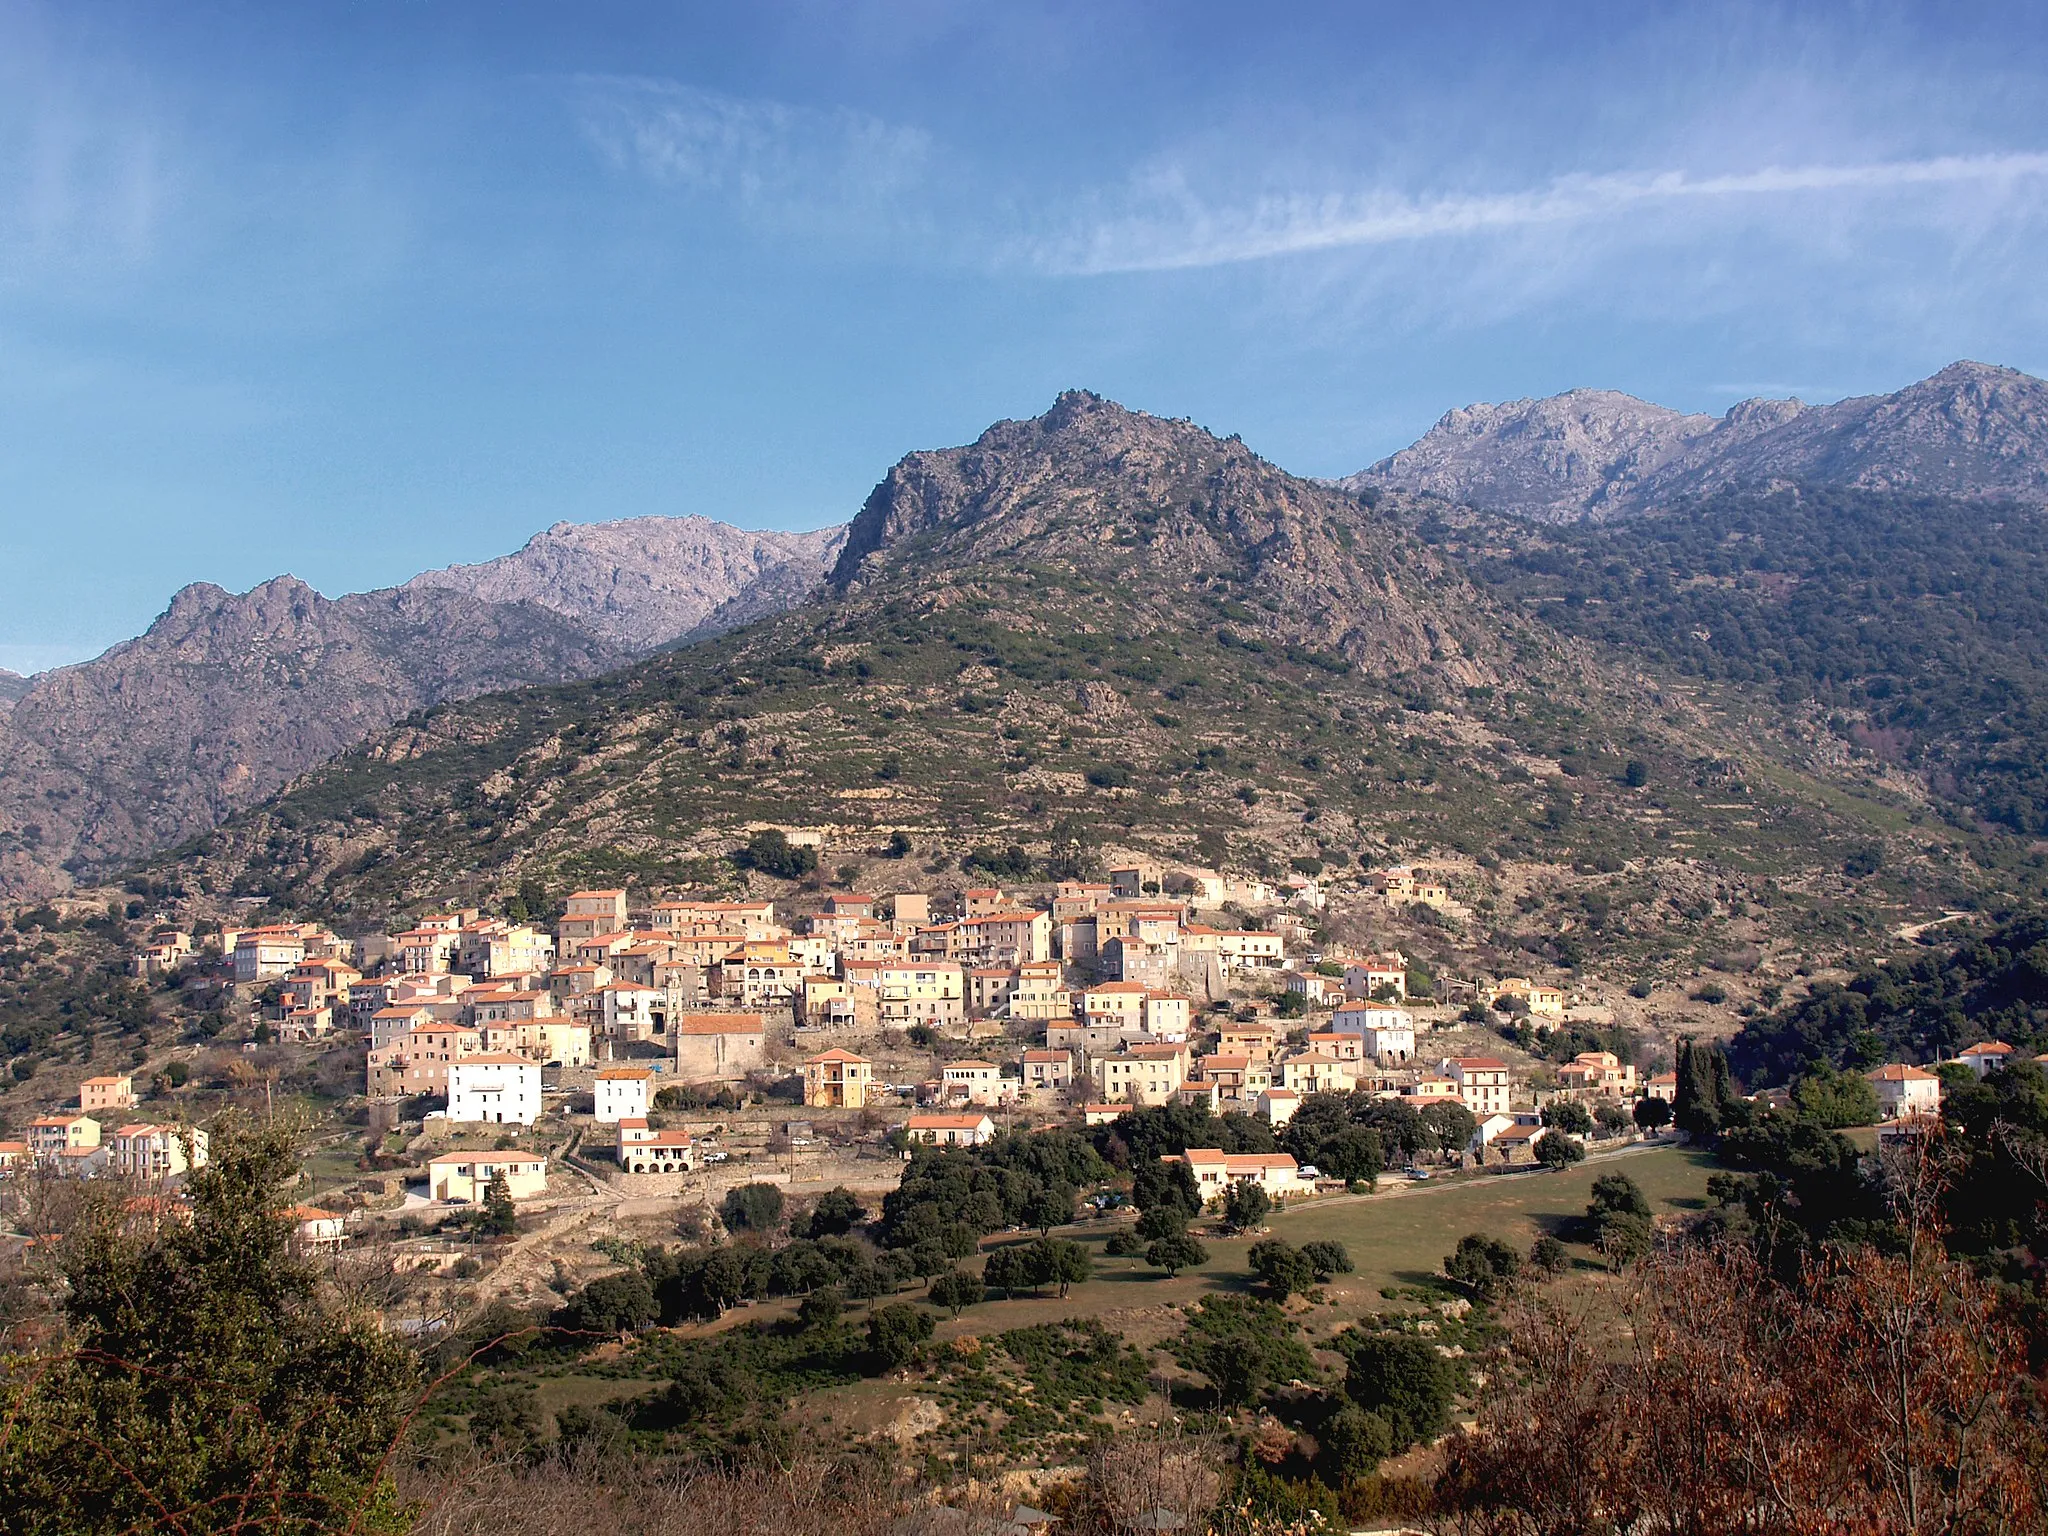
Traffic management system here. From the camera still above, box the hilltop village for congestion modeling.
[4,846,1971,1233]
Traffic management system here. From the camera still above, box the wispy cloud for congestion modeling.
[570,75,934,236]
[1041,151,2048,274]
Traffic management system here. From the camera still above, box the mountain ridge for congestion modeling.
[1345,360,2048,520]
[0,514,845,899]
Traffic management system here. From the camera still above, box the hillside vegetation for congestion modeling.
[1453,485,2048,834]
[145,396,1981,970]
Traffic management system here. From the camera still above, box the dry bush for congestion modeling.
[401,1452,905,1536]
[1076,1429,1225,1535]
[1431,1228,2043,1536]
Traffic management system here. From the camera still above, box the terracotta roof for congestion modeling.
[806,1048,871,1064]
[674,1013,768,1034]
[453,1053,539,1067]
[1869,1063,1940,1082]
[907,1113,992,1129]
[595,1066,654,1080]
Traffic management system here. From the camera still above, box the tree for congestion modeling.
[696,1246,754,1315]
[926,1269,985,1318]
[799,1186,865,1237]
[1418,1100,1477,1160]
[1223,1181,1271,1232]
[553,1269,657,1335]
[1022,1237,1092,1297]
[1434,1235,2041,1534]
[1315,1126,1384,1189]
[1177,1295,1315,1408]
[797,1285,845,1330]
[1674,1037,1740,1140]
[1540,1099,1594,1135]
[737,829,817,880]
[1248,1238,1319,1298]
[1634,1095,1673,1131]
[1588,1173,1652,1219]
[981,1245,1025,1298]
[1530,1235,1570,1276]
[1024,1181,1075,1235]
[1301,1239,1353,1279]
[1445,1232,1522,1298]
[1535,1130,1587,1168]
[0,1113,419,1534]
[721,1181,785,1233]
[480,1169,518,1236]
[1321,1403,1395,1485]
[1791,1064,1882,1128]
[866,1303,933,1369]
[1146,1233,1208,1278]
[1595,1101,1634,1137]
[1135,1204,1189,1243]
[1346,1332,1455,1450]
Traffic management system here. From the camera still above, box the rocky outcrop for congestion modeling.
[0,671,26,713]
[1347,361,2048,520]
[406,516,845,651]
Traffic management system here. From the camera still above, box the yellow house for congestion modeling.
[79,1074,137,1114]
[427,1151,548,1204]
[803,1048,875,1109]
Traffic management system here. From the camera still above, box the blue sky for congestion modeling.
[5,0,2048,671]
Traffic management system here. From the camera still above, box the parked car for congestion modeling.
[1405,1167,1432,1181]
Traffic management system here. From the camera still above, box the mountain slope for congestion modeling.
[156,393,1970,975]
[1444,482,2048,835]
[1347,361,2048,520]
[0,579,627,899]
[405,516,845,651]
[0,514,849,900]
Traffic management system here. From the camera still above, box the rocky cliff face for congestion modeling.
[0,578,626,899]
[405,516,845,651]
[0,671,27,712]
[1347,361,2048,520]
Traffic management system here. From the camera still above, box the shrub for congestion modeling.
[797,1285,845,1330]
[735,829,817,880]
[1535,1130,1587,1168]
[866,1303,934,1370]
[1248,1239,1318,1298]
[1529,1235,1570,1276]
[1345,1332,1455,1451]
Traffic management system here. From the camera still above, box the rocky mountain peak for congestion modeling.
[1350,361,2048,519]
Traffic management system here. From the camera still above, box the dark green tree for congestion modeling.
[1540,1099,1594,1136]
[0,1114,419,1534]
[721,1181,786,1233]
[1535,1130,1587,1168]
[926,1269,985,1318]
[1300,1239,1352,1279]
[480,1169,518,1236]
[866,1303,934,1369]
[1345,1332,1455,1450]
[1634,1095,1673,1131]
[1146,1233,1208,1277]
[1223,1180,1271,1232]
[1444,1233,1522,1298]
[1248,1239,1318,1298]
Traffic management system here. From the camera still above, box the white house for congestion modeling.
[1868,1063,1943,1119]
[1174,1148,1309,1202]
[1442,1056,1512,1117]
[905,1112,997,1147]
[593,1065,653,1123]
[942,1060,1016,1107]
[447,1054,542,1126]
[1952,1042,2015,1078]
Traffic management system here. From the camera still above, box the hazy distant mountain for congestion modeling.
[0,514,846,899]
[405,516,845,651]
[1345,361,2048,520]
